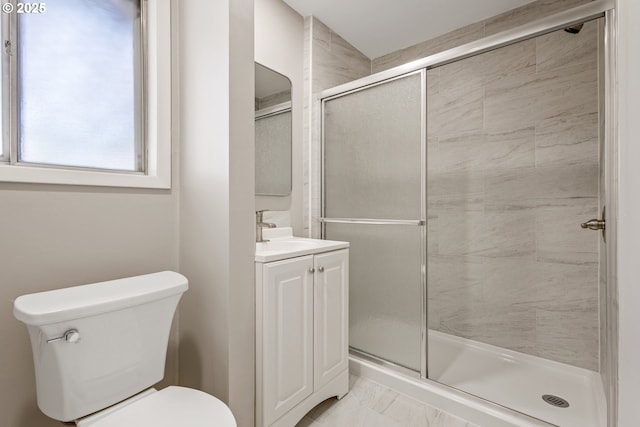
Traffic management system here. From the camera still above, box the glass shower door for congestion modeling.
[322,71,426,372]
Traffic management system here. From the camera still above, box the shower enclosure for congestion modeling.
[318,1,617,426]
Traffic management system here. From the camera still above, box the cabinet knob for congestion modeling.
[318,266,325,272]
[308,267,315,273]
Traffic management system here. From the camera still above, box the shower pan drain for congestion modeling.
[542,394,570,408]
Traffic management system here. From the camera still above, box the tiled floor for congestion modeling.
[295,375,481,427]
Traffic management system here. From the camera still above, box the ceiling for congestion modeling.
[282,0,537,59]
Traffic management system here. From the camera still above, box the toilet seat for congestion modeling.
[77,386,237,427]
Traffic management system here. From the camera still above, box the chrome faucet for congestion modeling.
[256,210,277,242]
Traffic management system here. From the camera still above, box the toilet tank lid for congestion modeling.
[14,271,188,326]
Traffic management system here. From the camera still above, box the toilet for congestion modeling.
[13,271,236,427]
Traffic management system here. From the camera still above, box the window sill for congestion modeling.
[0,163,171,188]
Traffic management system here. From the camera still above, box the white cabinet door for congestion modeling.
[262,255,314,426]
[313,249,349,391]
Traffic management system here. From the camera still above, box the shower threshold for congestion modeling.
[350,331,606,427]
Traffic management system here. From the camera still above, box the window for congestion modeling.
[0,0,171,188]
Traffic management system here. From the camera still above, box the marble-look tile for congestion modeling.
[330,30,371,72]
[437,301,537,355]
[536,20,598,73]
[436,132,486,172]
[427,213,439,254]
[535,112,599,167]
[484,126,536,170]
[427,138,440,173]
[427,68,440,95]
[424,21,485,58]
[323,32,371,85]
[475,302,538,354]
[484,164,598,211]
[536,201,599,265]
[482,258,539,304]
[437,213,485,257]
[347,375,396,411]
[297,375,484,427]
[438,39,536,92]
[478,211,536,258]
[311,17,370,92]
[429,171,483,234]
[428,170,484,198]
[435,127,535,173]
[309,95,323,238]
[302,17,312,235]
[428,87,484,137]
[538,0,593,18]
[371,22,484,73]
[598,215,608,382]
[371,47,420,75]
[431,192,484,214]
[484,2,540,36]
[310,394,407,427]
[310,17,332,56]
[535,307,599,370]
[428,255,484,309]
[484,63,598,131]
[533,261,599,312]
[382,394,441,427]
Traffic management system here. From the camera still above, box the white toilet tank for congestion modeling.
[13,271,188,423]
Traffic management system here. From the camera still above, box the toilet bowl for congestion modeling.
[14,271,236,427]
[76,387,235,427]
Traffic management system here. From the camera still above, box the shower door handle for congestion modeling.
[581,219,605,231]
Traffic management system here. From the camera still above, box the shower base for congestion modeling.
[350,330,605,427]
[429,330,605,427]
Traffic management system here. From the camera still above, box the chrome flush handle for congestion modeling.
[47,329,80,344]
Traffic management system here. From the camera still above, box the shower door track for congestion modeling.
[318,0,618,425]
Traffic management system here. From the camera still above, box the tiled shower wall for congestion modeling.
[426,20,601,370]
[304,0,601,370]
[371,0,594,73]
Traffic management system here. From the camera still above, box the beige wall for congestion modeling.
[255,0,305,235]
[3,1,256,426]
[176,1,255,427]
[0,184,179,427]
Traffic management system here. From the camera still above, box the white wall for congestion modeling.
[175,1,255,427]
[255,0,304,235]
[616,0,640,425]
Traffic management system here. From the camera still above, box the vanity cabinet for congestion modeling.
[256,248,349,427]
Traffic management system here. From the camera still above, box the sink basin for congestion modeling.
[255,227,349,262]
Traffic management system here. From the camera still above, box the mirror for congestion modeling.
[255,63,292,196]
